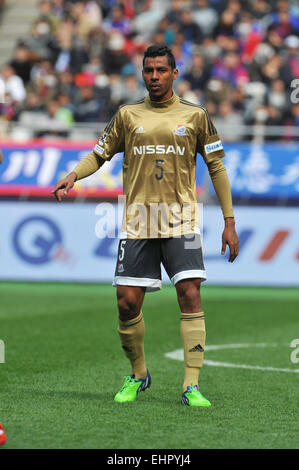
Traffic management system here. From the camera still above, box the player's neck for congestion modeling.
[149,90,174,103]
[148,92,177,108]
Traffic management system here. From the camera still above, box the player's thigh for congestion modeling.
[113,239,162,292]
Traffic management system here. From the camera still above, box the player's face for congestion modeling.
[142,56,178,102]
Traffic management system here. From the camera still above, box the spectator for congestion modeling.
[249,0,272,20]
[0,0,5,24]
[213,9,236,37]
[214,100,244,141]
[0,0,298,136]
[291,103,299,128]
[22,91,44,113]
[70,1,100,43]
[28,59,58,106]
[267,0,299,37]
[182,53,211,93]
[165,0,185,26]
[193,0,218,36]
[37,0,61,34]
[56,70,77,102]
[212,52,249,88]
[74,85,101,122]
[156,18,176,45]
[197,36,222,60]
[22,17,60,62]
[55,18,90,74]
[176,79,200,104]
[260,54,292,86]
[179,8,203,45]
[10,44,34,85]
[266,79,287,114]
[120,74,145,103]
[103,4,132,37]
[102,33,130,75]
[206,77,231,104]
[0,64,26,104]
[283,35,299,78]
[34,98,71,138]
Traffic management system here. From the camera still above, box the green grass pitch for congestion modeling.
[0,282,298,449]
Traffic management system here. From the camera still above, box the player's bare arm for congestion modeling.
[204,157,238,263]
[222,216,239,262]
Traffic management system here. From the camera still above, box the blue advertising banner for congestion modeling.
[1,141,299,198]
[222,143,299,198]
[0,202,298,286]
[0,140,124,197]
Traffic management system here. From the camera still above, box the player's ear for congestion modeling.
[172,68,179,81]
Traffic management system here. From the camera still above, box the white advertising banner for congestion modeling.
[0,202,298,286]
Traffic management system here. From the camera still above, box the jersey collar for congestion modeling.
[145,92,179,111]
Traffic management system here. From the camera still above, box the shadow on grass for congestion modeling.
[0,387,107,401]
[0,386,179,406]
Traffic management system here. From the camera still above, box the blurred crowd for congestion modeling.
[0,0,299,140]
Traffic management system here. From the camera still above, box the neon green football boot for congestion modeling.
[114,369,151,403]
[181,384,211,407]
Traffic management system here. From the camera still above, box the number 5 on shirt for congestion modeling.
[155,159,164,180]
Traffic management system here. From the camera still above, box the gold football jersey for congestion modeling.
[75,93,227,238]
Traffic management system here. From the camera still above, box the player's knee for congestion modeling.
[117,287,141,321]
[176,279,202,311]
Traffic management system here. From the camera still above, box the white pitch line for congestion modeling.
[165,343,299,374]
[205,343,278,351]
[203,360,299,373]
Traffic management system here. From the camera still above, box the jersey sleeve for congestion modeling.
[93,108,125,160]
[196,109,225,164]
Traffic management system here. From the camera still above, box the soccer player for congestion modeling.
[52,45,239,407]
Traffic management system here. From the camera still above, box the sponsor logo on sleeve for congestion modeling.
[205,140,223,154]
[94,144,104,155]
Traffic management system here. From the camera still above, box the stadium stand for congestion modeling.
[0,0,298,142]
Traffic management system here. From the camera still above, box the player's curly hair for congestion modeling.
[143,45,176,70]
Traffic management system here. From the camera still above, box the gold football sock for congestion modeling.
[180,312,206,391]
[118,311,147,379]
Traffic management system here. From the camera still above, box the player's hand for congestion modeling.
[221,217,239,262]
[51,172,77,202]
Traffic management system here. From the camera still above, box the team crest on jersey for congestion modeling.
[135,126,146,134]
[98,133,107,146]
[173,124,188,136]
[118,263,124,273]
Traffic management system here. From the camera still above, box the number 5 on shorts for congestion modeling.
[119,240,126,261]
